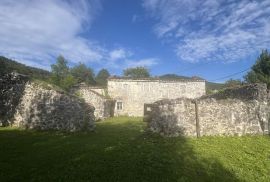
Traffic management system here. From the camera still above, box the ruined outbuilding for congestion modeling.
[145,84,270,137]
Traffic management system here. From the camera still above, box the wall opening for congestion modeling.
[117,102,123,110]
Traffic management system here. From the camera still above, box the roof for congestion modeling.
[107,76,205,82]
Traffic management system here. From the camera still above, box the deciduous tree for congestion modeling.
[50,55,76,91]
[123,67,150,78]
[70,63,95,85]
[96,69,110,86]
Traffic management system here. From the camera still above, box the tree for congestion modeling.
[70,63,95,85]
[123,67,150,78]
[61,74,77,91]
[96,69,110,86]
[50,55,76,91]
[50,55,69,85]
[245,49,270,87]
[225,79,242,88]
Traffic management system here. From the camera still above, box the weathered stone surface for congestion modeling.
[73,84,115,120]
[14,82,95,131]
[146,84,269,137]
[0,72,28,126]
[88,87,106,96]
[0,73,95,131]
[108,77,205,116]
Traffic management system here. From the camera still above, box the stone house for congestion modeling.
[75,77,205,119]
[108,77,206,116]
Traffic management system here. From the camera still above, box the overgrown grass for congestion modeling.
[31,78,67,93]
[0,117,269,181]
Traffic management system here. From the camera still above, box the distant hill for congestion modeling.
[159,74,225,91]
[0,56,50,80]
[159,74,191,80]
[205,81,225,90]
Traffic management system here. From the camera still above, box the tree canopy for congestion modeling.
[51,56,69,80]
[50,55,76,91]
[96,69,110,86]
[70,63,96,85]
[123,67,150,78]
[245,49,270,87]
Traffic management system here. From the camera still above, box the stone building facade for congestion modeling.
[145,84,269,137]
[107,77,206,117]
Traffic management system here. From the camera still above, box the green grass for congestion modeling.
[0,117,269,182]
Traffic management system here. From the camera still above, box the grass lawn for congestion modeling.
[0,117,269,182]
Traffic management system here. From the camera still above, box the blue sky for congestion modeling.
[0,0,270,82]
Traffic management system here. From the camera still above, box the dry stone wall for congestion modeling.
[74,85,115,120]
[0,73,95,131]
[146,84,269,137]
[89,87,106,96]
[108,78,205,116]
[0,72,28,126]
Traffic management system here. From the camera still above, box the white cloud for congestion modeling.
[143,0,270,63]
[0,0,103,68]
[125,58,158,68]
[106,47,158,69]
[109,48,131,61]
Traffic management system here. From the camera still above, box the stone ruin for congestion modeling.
[0,72,95,131]
[1,72,270,137]
[71,77,206,120]
[145,84,270,137]
[71,84,115,120]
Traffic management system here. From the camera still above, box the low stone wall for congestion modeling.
[146,84,269,137]
[0,73,95,131]
[74,85,115,120]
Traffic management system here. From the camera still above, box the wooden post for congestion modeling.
[268,116,270,136]
[194,100,200,138]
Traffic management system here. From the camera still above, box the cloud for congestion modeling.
[143,0,270,63]
[0,0,103,69]
[125,58,158,67]
[109,48,131,61]
[106,47,158,69]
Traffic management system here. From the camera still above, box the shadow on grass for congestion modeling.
[0,117,240,182]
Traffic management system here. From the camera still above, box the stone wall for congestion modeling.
[89,87,106,96]
[74,85,115,120]
[108,78,205,117]
[146,84,269,137]
[0,73,95,131]
[0,72,28,126]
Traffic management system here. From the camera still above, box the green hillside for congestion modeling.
[0,56,50,80]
